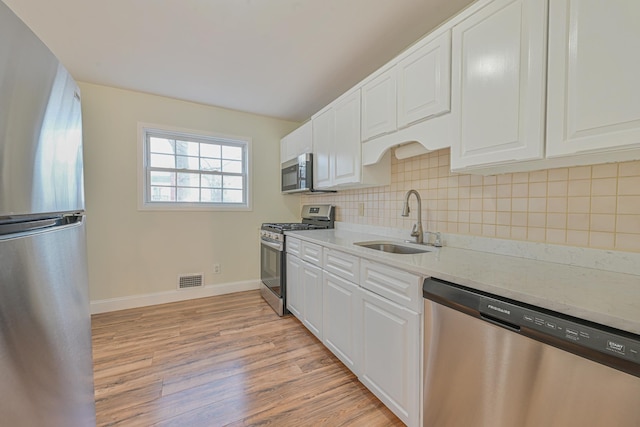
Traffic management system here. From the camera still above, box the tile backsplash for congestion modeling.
[301,148,640,253]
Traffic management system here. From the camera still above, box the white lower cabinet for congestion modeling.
[301,260,323,340]
[322,271,362,375]
[286,254,303,318]
[286,242,324,341]
[360,289,420,427]
[288,243,421,426]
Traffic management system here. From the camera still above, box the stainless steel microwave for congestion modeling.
[281,153,313,194]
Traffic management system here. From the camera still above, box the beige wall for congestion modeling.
[302,148,640,253]
[80,83,301,301]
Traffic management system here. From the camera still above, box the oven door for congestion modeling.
[260,238,284,298]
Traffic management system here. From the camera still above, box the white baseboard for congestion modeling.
[90,280,261,314]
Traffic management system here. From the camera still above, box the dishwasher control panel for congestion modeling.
[478,296,640,365]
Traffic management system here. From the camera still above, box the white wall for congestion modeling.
[79,83,301,308]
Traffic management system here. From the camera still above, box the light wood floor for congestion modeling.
[92,290,404,426]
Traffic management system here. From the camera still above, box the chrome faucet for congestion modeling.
[401,189,424,244]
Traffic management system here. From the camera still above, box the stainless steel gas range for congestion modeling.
[260,204,335,316]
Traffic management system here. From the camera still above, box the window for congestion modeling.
[139,124,251,210]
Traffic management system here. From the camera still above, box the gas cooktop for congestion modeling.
[261,204,335,234]
[261,223,326,232]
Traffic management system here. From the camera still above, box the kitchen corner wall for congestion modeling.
[79,83,301,303]
[301,148,640,253]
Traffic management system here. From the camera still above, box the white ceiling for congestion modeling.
[4,0,475,122]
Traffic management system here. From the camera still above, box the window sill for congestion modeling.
[138,202,252,212]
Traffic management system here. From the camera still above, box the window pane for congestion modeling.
[201,188,222,203]
[176,155,199,170]
[177,173,200,187]
[222,160,242,173]
[222,145,242,160]
[223,189,243,203]
[176,140,199,156]
[177,187,200,202]
[150,153,175,168]
[200,158,221,171]
[201,143,221,158]
[202,174,222,188]
[150,186,175,201]
[150,171,175,186]
[144,128,248,208]
[223,175,243,189]
[149,137,175,154]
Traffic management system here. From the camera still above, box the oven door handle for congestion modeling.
[261,238,283,251]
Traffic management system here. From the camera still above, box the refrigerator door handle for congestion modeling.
[0,217,60,236]
[0,215,83,237]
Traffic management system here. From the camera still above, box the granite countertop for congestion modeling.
[286,228,640,336]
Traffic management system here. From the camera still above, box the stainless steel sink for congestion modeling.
[354,241,435,254]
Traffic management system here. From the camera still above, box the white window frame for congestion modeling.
[137,123,252,211]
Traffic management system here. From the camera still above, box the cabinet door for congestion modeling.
[294,121,313,157]
[322,272,362,375]
[286,254,303,319]
[450,0,547,170]
[282,121,313,162]
[546,0,640,157]
[359,290,420,427]
[280,138,289,163]
[361,68,397,141]
[312,108,334,189]
[301,261,323,340]
[397,30,452,128]
[333,90,362,186]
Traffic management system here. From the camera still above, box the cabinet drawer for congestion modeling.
[286,237,301,256]
[360,260,422,312]
[323,249,360,283]
[300,240,323,265]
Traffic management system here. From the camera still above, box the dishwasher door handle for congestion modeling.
[480,312,521,332]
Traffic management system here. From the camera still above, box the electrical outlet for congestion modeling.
[358,202,365,217]
[213,264,221,274]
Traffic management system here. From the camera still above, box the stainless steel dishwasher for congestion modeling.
[422,277,640,427]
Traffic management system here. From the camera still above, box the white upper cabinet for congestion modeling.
[361,67,397,141]
[450,0,548,171]
[361,30,453,143]
[280,121,312,163]
[313,0,640,175]
[333,90,362,185]
[312,107,333,189]
[546,0,640,158]
[312,89,390,190]
[397,30,452,129]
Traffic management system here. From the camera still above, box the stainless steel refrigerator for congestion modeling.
[0,2,96,425]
